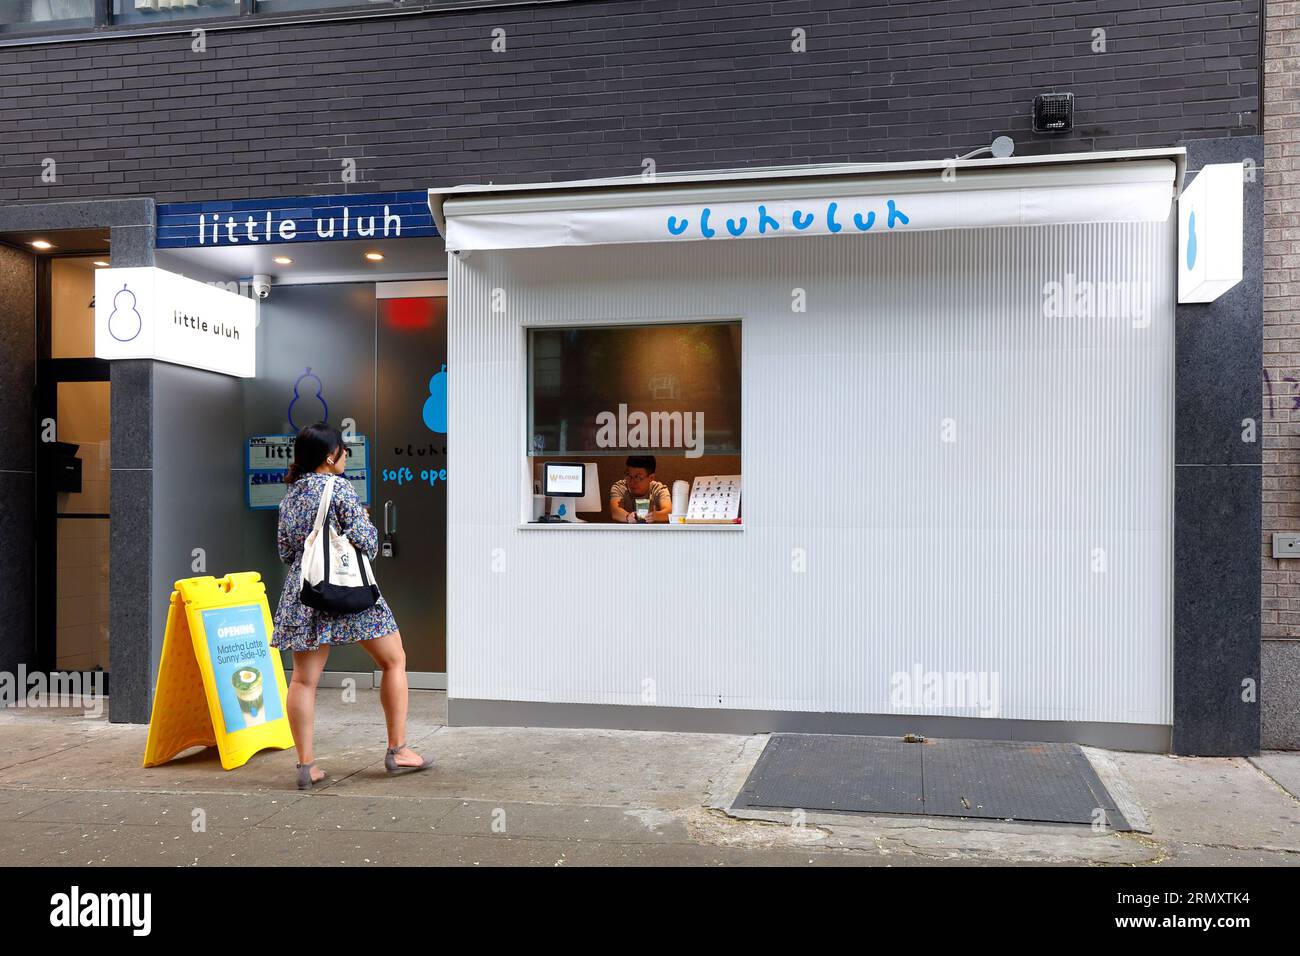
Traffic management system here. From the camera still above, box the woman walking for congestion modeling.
[271,421,432,789]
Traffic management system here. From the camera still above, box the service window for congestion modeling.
[526,321,741,525]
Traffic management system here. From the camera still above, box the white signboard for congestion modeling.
[440,162,1178,252]
[95,266,257,377]
[1178,162,1244,304]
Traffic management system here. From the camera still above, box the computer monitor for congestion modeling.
[542,462,603,521]
[542,461,585,497]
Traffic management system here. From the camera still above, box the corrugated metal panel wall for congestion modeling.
[447,220,1174,726]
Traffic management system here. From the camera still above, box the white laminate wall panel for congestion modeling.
[446,219,1174,725]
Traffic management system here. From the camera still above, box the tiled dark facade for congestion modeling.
[0,243,35,679]
[1173,135,1264,756]
[0,0,1262,203]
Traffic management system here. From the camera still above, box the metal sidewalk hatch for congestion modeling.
[731,734,1134,830]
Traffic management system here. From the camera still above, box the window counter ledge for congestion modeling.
[516,522,744,531]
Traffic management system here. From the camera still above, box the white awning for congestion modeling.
[428,148,1183,253]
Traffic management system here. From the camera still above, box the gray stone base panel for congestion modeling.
[447,699,1172,754]
[1263,641,1300,750]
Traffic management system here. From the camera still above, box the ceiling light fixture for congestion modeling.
[273,256,293,265]
[30,240,53,250]
[364,252,384,262]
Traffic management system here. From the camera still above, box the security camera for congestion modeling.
[251,275,273,299]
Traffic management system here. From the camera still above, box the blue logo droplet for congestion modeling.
[423,364,447,434]
[1186,210,1198,270]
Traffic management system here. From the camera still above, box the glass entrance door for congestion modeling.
[37,371,112,677]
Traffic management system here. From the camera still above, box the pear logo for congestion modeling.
[423,363,447,434]
[288,367,328,432]
[108,284,143,342]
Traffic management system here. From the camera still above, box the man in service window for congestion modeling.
[609,455,673,524]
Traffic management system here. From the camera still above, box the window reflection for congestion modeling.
[0,0,95,32]
[257,0,391,15]
[527,322,742,457]
[113,0,238,26]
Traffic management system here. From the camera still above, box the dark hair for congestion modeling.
[286,422,345,484]
[626,455,656,474]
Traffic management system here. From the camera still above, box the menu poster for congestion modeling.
[201,603,284,734]
[247,434,369,509]
[685,474,742,524]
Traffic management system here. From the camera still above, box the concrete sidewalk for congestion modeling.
[0,690,1297,866]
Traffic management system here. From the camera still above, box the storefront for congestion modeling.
[428,147,1233,752]
[0,192,454,717]
[0,144,1260,756]
[150,192,451,689]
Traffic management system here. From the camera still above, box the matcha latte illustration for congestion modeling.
[231,666,266,727]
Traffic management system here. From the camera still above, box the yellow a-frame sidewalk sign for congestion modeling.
[143,572,293,770]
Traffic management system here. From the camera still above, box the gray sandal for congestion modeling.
[384,742,433,775]
[296,761,328,790]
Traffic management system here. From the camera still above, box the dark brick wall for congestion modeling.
[0,0,1261,204]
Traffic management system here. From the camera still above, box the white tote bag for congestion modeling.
[299,476,379,614]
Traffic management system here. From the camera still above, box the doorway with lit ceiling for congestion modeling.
[0,227,114,691]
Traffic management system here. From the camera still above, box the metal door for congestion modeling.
[375,284,448,677]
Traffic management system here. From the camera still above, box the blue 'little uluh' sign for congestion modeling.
[156,191,438,249]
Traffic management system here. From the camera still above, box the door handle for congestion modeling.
[381,500,397,558]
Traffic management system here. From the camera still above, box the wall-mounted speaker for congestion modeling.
[1033,92,1074,133]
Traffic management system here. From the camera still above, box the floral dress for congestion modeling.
[271,472,399,652]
